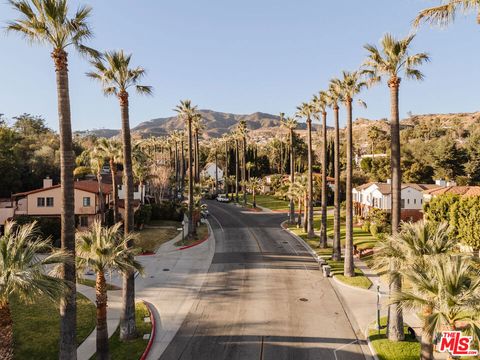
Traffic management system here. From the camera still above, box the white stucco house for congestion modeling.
[201,163,224,182]
[353,181,440,222]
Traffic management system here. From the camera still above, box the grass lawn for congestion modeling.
[368,317,420,360]
[135,221,181,253]
[243,194,332,212]
[12,293,96,360]
[174,222,209,247]
[90,302,152,360]
[78,278,121,291]
[288,225,373,290]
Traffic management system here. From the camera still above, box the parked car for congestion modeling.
[216,194,230,203]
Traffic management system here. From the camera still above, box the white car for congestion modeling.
[216,194,230,203]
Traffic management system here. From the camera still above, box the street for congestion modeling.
[159,201,367,360]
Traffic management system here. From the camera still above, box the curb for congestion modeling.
[280,220,321,261]
[331,272,375,293]
[364,323,380,360]
[140,300,156,360]
[177,220,211,250]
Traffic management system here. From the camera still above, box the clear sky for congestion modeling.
[0,0,478,131]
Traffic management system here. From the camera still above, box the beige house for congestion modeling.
[11,178,112,228]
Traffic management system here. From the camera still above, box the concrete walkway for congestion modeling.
[76,285,123,360]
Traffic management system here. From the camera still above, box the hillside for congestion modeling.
[76,109,319,139]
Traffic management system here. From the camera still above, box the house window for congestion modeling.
[401,199,405,209]
[79,216,88,227]
[83,197,91,207]
[46,197,54,207]
[414,199,417,205]
[407,199,410,205]
[420,199,423,204]
[37,197,45,207]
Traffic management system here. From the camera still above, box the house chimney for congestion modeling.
[43,177,53,188]
[386,179,391,185]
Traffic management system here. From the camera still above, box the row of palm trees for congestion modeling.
[282,33,429,342]
[6,0,153,356]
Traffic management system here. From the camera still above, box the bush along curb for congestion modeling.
[140,300,156,360]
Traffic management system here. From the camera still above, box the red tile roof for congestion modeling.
[423,186,480,197]
[12,180,112,198]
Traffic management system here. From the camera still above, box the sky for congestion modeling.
[0,0,478,131]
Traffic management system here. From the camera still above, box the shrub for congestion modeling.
[14,215,61,247]
[135,205,152,229]
[370,223,379,238]
[151,201,183,221]
[362,221,371,233]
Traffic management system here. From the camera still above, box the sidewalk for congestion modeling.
[76,285,123,360]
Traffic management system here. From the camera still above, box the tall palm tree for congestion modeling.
[76,221,143,360]
[7,1,97,355]
[87,50,152,340]
[192,113,204,183]
[295,102,316,238]
[222,134,230,183]
[0,221,68,360]
[236,120,248,206]
[414,0,480,27]
[393,255,480,360]
[174,100,198,238]
[170,131,183,192]
[374,221,456,352]
[246,177,262,208]
[337,71,367,278]
[233,132,241,203]
[363,34,429,341]
[97,139,123,223]
[313,91,329,249]
[326,81,343,261]
[281,116,298,224]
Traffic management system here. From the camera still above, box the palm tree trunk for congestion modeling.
[174,141,179,193]
[188,118,196,237]
[235,139,239,203]
[0,301,14,360]
[303,192,308,233]
[53,49,77,360]
[181,138,185,192]
[387,76,404,341]
[195,130,200,182]
[306,119,315,238]
[320,111,328,248]
[96,172,105,224]
[96,271,110,360]
[344,99,354,277]
[242,136,247,206]
[297,198,302,228]
[332,105,341,261]
[109,161,119,223]
[253,188,256,208]
[118,90,136,340]
[420,306,433,360]
[215,150,218,194]
[289,129,295,224]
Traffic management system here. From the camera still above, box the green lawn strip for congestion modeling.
[78,278,121,291]
[288,226,372,290]
[90,302,152,360]
[368,317,420,360]
[12,293,96,360]
[135,222,181,253]
[245,194,290,211]
[174,223,209,247]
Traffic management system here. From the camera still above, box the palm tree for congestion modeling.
[233,132,241,203]
[97,139,123,223]
[0,221,68,360]
[246,177,262,208]
[337,71,367,278]
[313,91,329,249]
[174,100,198,238]
[414,0,480,27]
[374,220,456,351]
[295,102,316,238]
[7,1,97,355]
[325,81,343,261]
[87,50,152,340]
[363,34,429,341]
[290,174,307,229]
[282,116,298,224]
[192,113,204,183]
[76,221,143,360]
[393,255,480,360]
[236,120,248,206]
[222,134,230,182]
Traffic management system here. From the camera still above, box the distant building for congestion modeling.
[355,153,388,165]
[201,163,224,182]
[423,185,480,202]
[353,181,440,222]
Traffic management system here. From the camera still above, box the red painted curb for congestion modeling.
[177,235,209,250]
[140,301,156,360]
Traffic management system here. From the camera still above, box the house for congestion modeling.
[11,178,112,228]
[201,163,224,182]
[101,172,146,204]
[353,181,440,222]
[423,185,480,202]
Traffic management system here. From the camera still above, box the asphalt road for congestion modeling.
[159,201,367,360]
